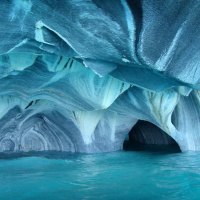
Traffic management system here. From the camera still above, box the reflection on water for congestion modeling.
[0,151,200,200]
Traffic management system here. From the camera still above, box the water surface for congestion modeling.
[0,151,200,200]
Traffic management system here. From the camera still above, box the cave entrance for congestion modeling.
[123,120,181,153]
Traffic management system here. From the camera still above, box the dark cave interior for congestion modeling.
[123,120,181,153]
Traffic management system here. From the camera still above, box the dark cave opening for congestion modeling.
[123,120,181,153]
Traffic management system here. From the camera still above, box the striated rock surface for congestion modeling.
[0,0,200,153]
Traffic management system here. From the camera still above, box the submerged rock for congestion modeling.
[0,0,200,153]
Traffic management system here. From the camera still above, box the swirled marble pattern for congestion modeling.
[0,0,200,153]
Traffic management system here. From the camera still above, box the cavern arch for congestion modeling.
[123,120,181,152]
[0,0,200,153]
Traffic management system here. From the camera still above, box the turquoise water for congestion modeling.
[0,151,200,200]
